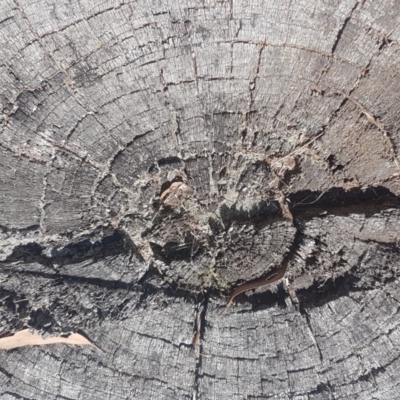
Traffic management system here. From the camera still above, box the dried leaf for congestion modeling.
[0,329,99,351]
[160,181,194,207]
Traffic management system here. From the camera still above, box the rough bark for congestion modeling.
[1,0,400,398]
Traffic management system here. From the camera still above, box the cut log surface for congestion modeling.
[1,0,400,398]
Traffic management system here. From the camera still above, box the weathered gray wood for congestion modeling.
[1,0,400,398]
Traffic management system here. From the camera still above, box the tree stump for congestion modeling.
[1,0,400,398]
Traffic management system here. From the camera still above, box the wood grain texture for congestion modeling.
[1,0,400,398]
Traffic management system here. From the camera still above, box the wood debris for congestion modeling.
[0,329,100,351]
[160,180,194,207]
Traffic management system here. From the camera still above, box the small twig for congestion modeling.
[13,298,28,303]
[151,206,163,222]
[293,190,327,208]
[273,132,325,164]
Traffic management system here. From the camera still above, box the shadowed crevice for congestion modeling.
[290,186,399,217]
